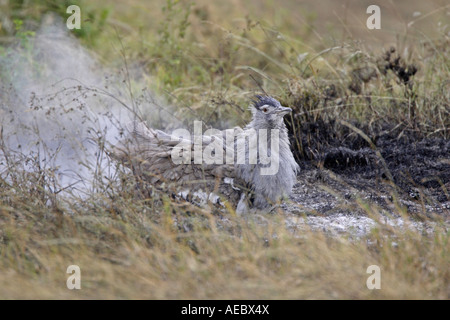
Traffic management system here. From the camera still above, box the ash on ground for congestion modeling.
[282,122,449,237]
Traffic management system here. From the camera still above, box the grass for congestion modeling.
[0,190,448,299]
[0,0,449,299]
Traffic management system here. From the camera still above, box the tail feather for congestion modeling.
[111,121,241,205]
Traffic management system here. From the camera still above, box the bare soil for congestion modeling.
[282,120,449,236]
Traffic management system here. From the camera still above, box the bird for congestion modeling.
[111,95,299,213]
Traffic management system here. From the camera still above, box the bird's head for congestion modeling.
[250,95,292,129]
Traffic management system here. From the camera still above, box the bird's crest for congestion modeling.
[252,95,281,110]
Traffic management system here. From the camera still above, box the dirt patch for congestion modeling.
[284,120,449,226]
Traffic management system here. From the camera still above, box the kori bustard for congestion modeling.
[112,95,299,213]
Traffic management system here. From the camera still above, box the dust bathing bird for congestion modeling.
[112,95,299,213]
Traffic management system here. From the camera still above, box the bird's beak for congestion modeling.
[276,106,292,115]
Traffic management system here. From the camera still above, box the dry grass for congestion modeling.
[0,187,448,299]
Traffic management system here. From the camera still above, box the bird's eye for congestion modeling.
[262,107,268,113]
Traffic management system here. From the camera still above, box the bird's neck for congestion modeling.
[247,119,288,134]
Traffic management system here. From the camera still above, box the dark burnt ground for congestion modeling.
[285,119,450,218]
